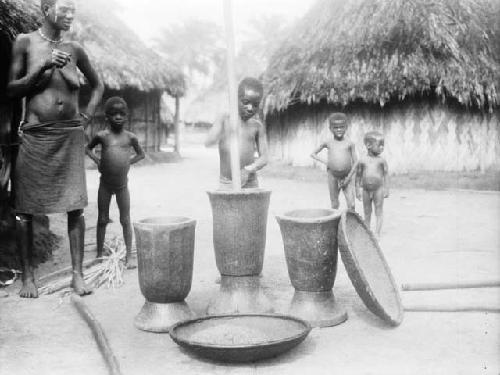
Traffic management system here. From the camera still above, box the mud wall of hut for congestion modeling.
[265,101,500,173]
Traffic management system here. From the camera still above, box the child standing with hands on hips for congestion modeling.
[86,97,145,268]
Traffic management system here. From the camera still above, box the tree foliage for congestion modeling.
[155,20,225,79]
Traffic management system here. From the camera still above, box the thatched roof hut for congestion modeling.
[0,0,40,169]
[0,0,39,39]
[265,0,500,112]
[0,0,185,95]
[263,0,500,173]
[0,0,185,152]
[71,0,184,96]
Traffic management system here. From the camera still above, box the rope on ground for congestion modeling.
[71,295,123,375]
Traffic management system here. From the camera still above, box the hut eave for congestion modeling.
[263,0,500,114]
[2,0,186,97]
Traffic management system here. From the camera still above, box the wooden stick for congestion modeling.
[401,280,500,291]
[71,295,123,375]
[144,96,149,153]
[223,0,241,190]
[404,305,500,313]
[174,96,180,153]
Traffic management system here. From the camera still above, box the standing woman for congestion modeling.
[7,0,104,297]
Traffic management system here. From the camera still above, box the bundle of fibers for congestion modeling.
[39,237,127,296]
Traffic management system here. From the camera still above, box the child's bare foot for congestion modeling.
[125,254,137,269]
[71,273,93,296]
[19,278,38,298]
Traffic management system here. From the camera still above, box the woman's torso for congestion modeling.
[25,36,80,124]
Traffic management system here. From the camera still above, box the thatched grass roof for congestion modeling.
[264,0,500,113]
[0,0,39,39]
[0,0,185,96]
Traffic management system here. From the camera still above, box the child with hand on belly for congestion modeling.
[356,131,389,238]
[311,113,358,210]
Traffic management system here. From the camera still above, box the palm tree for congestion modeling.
[155,20,225,80]
[209,14,288,90]
[242,14,288,66]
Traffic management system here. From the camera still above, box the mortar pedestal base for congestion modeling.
[289,291,347,327]
[135,301,194,333]
[207,275,274,315]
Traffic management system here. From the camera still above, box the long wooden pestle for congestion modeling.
[223,0,241,191]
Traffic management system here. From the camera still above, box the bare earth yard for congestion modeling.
[1,141,499,375]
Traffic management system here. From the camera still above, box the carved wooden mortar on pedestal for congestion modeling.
[133,216,196,332]
[207,189,273,315]
[276,208,347,327]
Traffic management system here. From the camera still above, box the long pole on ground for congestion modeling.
[402,279,500,291]
[223,0,241,190]
[174,96,180,153]
[144,97,149,152]
[404,304,500,313]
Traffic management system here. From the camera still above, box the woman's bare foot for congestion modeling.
[19,277,38,298]
[70,273,93,296]
[125,254,137,269]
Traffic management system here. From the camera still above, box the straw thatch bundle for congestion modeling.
[39,237,127,296]
[0,0,185,96]
[69,0,185,96]
[0,0,39,39]
[264,0,500,113]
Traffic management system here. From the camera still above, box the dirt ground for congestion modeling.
[1,135,499,375]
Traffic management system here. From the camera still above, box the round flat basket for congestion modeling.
[338,211,404,326]
[169,314,311,362]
